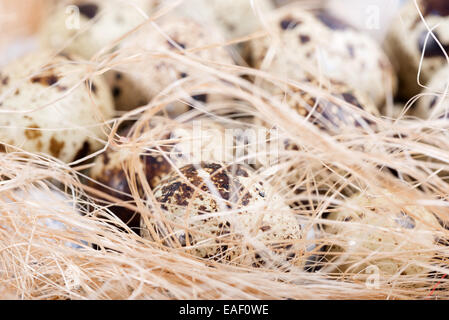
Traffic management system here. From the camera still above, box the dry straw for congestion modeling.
[0,0,449,300]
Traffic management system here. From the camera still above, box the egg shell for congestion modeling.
[142,162,306,267]
[253,76,379,135]
[0,50,114,162]
[385,0,449,99]
[325,194,440,276]
[40,0,157,59]
[104,14,235,112]
[415,64,449,119]
[247,7,396,108]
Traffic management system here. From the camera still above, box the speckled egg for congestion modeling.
[386,0,449,99]
[170,0,274,42]
[142,162,306,267]
[88,121,237,233]
[104,14,235,112]
[40,0,157,59]
[415,64,449,119]
[325,193,440,276]
[0,50,114,162]
[247,7,396,108]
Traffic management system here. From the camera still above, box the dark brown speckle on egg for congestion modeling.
[90,81,97,94]
[49,137,65,158]
[24,124,42,140]
[31,74,59,87]
[418,30,449,58]
[156,163,255,210]
[192,94,208,103]
[1,76,9,85]
[280,17,301,30]
[167,40,186,50]
[74,141,91,161]
[299,34,311,44]
[77,3,99,19]
[112,86,121,98]
[424,0,449,17]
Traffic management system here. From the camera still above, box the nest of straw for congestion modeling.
[0,0,449,300]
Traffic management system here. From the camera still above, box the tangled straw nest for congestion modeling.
[1,0,449,300]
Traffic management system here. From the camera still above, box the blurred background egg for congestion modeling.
[325,193,441,277]
[39,0,158,60]
[102,14,235,112]
[386,0,449,100]
[0,50,114,162]
[247,5,397,108]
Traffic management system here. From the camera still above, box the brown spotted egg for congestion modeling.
[325,193,440,276]
[254,76,379,135]
[247,7,396,108]
[142,162,306,267]
[0,50,114,162]
[88,121,236,234]
[415,64,449,119]
[40,0,158,60]
[386,0,449,99]
[169,121,236,166]
[104,14,235,112]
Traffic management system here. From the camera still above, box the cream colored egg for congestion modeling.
[385,0,449,99]
[325,193,440,276]
[247,7,396,108]
[0,50,114,162]
[142,162,306,267]
[40,0,157,59]
[104,14,235,112]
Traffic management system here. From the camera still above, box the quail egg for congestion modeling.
[254,76,379,135]
[141,162,307,267]
[247,7,396,108]
[0,50,114,162]
[325,193,441,276]
[40,0,157,59]
[104,14,235,112]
